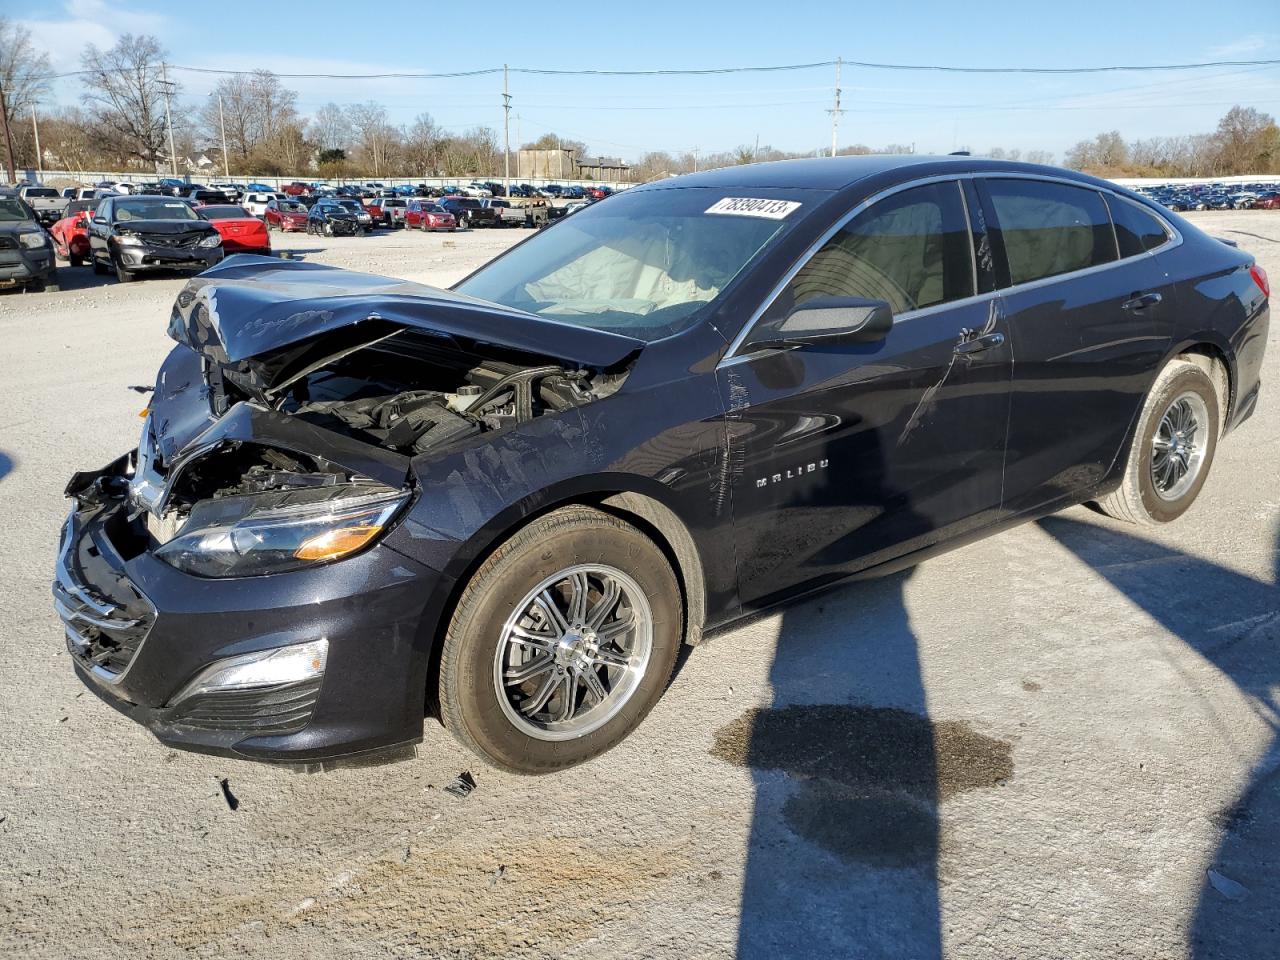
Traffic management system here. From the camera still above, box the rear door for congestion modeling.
[977,177,1171,516]
[721,179,1012,608]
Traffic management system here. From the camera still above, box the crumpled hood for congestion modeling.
[167,256,645,368]
[119,219,215,235]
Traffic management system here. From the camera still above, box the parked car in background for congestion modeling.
[335,198,374,231]
[0,194,58,291]
[16,186,66,227]
[306,198,361,236]
[439,196,497,228]
[404,199,457,231]
[211,183,245,202]
[282,181,314,196]
[87,194,223,283]
[264,197,310,231]
[482,197,548,228]
[241,191,284,218]
[366,196,409,227]
[1255,191,1280,209]
[178,185,233,206]
[49,199,99,267]
[197,204,271,255]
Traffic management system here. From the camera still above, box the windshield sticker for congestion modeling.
[705,197,801,219]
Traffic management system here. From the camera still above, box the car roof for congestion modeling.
[631,154,1107,193]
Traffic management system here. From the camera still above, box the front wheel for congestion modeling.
[1095,359,1220,525]
[439,505,682,774]
[114,259,134,284]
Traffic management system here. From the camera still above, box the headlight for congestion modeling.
[198,233,223,248]
[115,234,144,246]
[155,485,409,578]
[170,638,328,705]
[19,230,49,249]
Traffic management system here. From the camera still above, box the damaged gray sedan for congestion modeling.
[56,156,1268,772]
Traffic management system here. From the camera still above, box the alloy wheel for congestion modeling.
[493,564,653,741]
[1151,391,1210,501]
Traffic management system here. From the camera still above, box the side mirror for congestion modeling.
[747,296,894,351]
[92,216,107,225]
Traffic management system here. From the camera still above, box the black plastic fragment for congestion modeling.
[443,771,477,799]
[219,777,240,811]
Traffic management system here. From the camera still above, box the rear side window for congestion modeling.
[783,180,974,315]
[986,179,1116,285]
[1108,197,1170,257]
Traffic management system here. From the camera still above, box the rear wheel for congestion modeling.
[1095,359,1220,525]
[439,505,682,774]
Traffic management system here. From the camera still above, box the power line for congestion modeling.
[47,55,1280,81]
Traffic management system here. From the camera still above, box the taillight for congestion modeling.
[1250,263,1269,298]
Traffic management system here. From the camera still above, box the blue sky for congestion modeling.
[14,0,1280,161]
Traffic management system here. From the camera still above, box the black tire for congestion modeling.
[44,270,59,292]
[323,222,333,237]
[1095,359,1220,525]
[439,505,683,774]
[92,256,107,275]
[69,254,83,268]
[114,259,134,283]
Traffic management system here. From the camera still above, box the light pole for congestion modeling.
[160,63,178,176]
[0,83,16,184]
[502,64,511,195]
[218,94,229,178]
[31,105,42,181]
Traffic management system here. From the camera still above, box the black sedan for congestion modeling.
[306,199,362,236]
[57,156,1268,773]
[86,195,224,283]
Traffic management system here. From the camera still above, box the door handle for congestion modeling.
[1122,292,1163,311]
[954,331,1006,356]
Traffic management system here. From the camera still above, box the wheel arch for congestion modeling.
[420,476,712,718]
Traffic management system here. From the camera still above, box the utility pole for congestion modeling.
[502,64,511,194]
[828,56,845,158]
[218,95,229,178]
[160,63,178,176]
[693,146,699,172]
[31,105,42,180]
[754,133,759,162]
[0,84,16,184]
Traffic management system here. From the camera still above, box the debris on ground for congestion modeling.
[489,864,506,886]
[218,777,240,812]
[443,771,477,799]
[1206,869,1249,901]
[126,385,153,393]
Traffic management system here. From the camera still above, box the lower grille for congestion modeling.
[54,510,156,681]
[169,678,323,734]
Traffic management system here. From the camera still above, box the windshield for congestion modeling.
[0,198,32,221]
[114,199,199,222]
[280,201,306,213]
[455,188,799,340]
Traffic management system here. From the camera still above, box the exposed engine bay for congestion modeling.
[207,325,627,457]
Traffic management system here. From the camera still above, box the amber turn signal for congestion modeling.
[293,524,384,561]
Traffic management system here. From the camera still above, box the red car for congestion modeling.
[49,199,98,267]
[1255,191,1280,210]
[282,181,314,196]
[404,199,457,231]
[197,204,271,254]
[264,197,310,232]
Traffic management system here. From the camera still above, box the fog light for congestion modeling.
[170,638,328,705]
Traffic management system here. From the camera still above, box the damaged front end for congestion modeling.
[54,259,643,763]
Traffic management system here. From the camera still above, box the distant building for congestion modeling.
[517,148,630,181]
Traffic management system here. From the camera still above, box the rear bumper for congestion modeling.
[55,455,447,765]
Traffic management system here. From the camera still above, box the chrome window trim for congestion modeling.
[719,170,1184,366]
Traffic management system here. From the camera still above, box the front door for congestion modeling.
[720,179,1012,610]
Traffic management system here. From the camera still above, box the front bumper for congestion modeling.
[55,455,447,764]
[0,244,55,284]
[116,244,222,272]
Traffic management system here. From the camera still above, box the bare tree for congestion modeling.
[403,112,441,174]
[309,102,350,152]
[200,70,297,169]
[80,34,172,165]
[1213,106,1280,174]
[0,17,53,168]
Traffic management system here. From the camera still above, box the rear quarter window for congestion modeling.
[986,179,1117,286]
[1107,196,1171,257]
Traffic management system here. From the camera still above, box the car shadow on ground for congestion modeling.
[715,567,954,959]
[1039,514,1280,959]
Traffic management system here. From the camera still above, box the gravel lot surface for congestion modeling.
[1,213,1276,959]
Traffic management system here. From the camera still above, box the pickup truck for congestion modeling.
[482,197,549,228]
[17,186,67,227]
[0,193,58,290]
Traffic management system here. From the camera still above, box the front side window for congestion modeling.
[1107,196,1170,258]
[776,180,974,316]
[986,179,1116,285]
